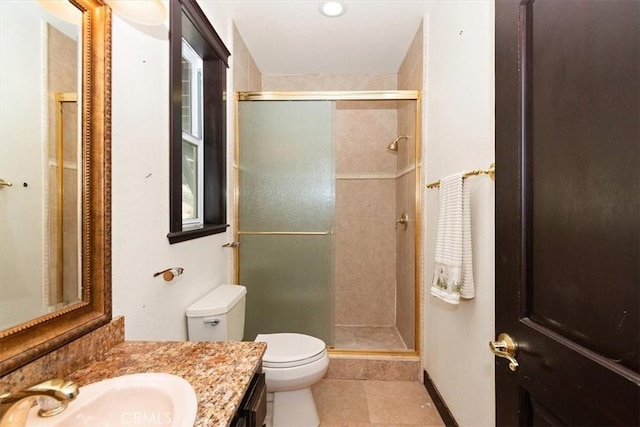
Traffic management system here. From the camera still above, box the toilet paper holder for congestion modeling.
[153,267,184,281]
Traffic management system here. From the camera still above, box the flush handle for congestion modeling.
[489,333,519,372]
[204,319,220,326]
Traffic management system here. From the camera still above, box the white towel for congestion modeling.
[431,173,475,304]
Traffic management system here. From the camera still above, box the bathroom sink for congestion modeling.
[25,373,198,427]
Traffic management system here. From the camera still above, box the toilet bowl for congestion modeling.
[256,333,329,427]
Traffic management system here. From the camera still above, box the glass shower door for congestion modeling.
[238,100,335,344]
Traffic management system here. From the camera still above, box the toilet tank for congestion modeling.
[186,285,246,341]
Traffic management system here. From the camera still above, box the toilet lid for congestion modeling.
[256,333,327,368]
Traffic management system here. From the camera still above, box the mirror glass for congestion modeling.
[0,1,82,330]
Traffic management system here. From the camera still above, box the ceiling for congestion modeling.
[218,0,431,75]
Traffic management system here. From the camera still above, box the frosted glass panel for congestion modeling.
[240,234,334,344]
[238,100,335,344]
[239,101,334,232]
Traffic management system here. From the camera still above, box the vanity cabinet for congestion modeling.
[231,365,266,427]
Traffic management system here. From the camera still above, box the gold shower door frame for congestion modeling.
[234,90,422,357]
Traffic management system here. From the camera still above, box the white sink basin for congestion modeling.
[26,373,198,427]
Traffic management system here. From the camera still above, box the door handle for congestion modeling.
[0,178,13,187]
[489,333,519,372]
[222,241,240,248]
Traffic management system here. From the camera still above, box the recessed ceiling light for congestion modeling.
[320,1,347,18]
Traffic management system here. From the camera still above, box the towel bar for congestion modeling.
[427,163,495,189]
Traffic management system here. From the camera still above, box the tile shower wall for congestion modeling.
[335,101,397,327]
[395,22,424,350]
[262,75,400,330]
[231,24,262,280]
[233,24,262,92]
[262,74,396,92]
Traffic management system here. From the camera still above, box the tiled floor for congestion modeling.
[312,379,445,426]
[334,326,407,351]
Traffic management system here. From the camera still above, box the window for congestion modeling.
[181,39,203,227]
[168,0,230,243]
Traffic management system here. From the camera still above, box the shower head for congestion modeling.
[387,136,409,152]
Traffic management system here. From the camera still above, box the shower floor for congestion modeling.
[334,325,407,351]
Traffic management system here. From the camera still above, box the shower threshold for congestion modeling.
[334,325,408,351]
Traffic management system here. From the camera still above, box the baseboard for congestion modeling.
[423,369,458,427]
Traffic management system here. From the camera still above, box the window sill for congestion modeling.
[167,223,229,244]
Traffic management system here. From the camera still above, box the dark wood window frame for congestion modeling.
[168,0,230,244]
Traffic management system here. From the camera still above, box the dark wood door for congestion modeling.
[495,0,639,425]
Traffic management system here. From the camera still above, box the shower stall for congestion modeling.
[236,91,421,354]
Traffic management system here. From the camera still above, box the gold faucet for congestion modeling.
[0,379,79,426]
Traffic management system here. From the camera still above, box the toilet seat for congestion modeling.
[256,333,327,368]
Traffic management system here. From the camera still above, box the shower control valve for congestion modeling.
[395,212,409,230]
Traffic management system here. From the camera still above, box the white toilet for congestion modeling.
[186,285,329,427]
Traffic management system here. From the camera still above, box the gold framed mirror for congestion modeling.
[0,0,111,375]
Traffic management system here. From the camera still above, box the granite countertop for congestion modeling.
[67,341,266,427]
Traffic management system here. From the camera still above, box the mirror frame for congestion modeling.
[0,0,111,375]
